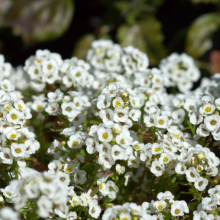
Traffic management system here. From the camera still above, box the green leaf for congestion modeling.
[171,176,177,183]
[117,16,166,65]
[189,201,199,210]
[89,120,101,125]
[72,34,95,60]
[90,186,99,197]
[186,13,220,58]
[2,0,74,44]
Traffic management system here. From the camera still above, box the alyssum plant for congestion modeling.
[0,39,220,220]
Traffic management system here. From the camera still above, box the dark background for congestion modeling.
[0,0,220,70]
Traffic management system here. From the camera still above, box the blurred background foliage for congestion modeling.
[0,0,220,73]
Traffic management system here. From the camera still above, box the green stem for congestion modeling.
[152,127,156,142]
[39,122,44,162]
[187,120,195,136]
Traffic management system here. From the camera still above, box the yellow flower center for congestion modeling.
[175,209,180,214]
[102,132,108,139]
[205,107,211,113]
[47,64,52,70]
[5,106,10,110]
[15,148,21,154]
[73,200,78,204]
[11,114,17,120]
[66,167,72,172]
[37,105,43,110]
[10,134,16,139]
[158,205,163,210]
[76,72,81,77]
[73,141,79,147]
[158,119,164,125]
[115,101,121,106]
[163,157,168,163]
[134,145,139,149]
[155,147,161,152]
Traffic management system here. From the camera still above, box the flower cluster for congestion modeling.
[86,82,145,170]
[1,167,69,218]
[159,53,200,92]
[0,79,39,167]
[0,55,12,81]
[103,191,189,219]
[24,49,63,91]
[0,38,220,220]
[193,185,220,219]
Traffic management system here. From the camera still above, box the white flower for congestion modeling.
[172,109,185,124]
[116,130,133,147]
[207,152,220,167]
[0,207,19,220]
[201,195,217,211]
[89,201,101,219]
[32,100,47,112]
[111,145,126,160]
[204,115,220,131]
[97,143,111,155]
[7,108,23,124]
[98,153,115,169]
[1,79,15,92]
[184,99,196,112]
[66,211,77,220]
[25,183,39,199]
[159,153,171,165]
[99,109,114,125]
[153,200,166,212]
[102,208,117,220]
[11,143,25,158]
[194,177,208,191]
[106,180,119,199]
[157,191,174,201]
[86,137,98,154]
[113,97,124,108]
[175,162,187,174]
[128,155,140,168]
[113,107,129,122]
[130,96,144,108]
[196,124,210,137]
[193,211,212,220]
[150,161,165,177]
[132,141,144,151]
[156,115,169,129]
[129,109,141,121]
[116,164,125,175]
[144,115,157,127]
[37,195,53,218]
[6,129,21,140]
[45,103,59,115]
[0,148,13,164]
[61,102,77,118]
[189,111,203,125]
[199,103,215,116]
[97,127,113,143]
[97,95,111,109]
[185,167,200,182]
[152,143,163,155]
[67,134,82,149]
[119,212,131,220]
[171,201,189,217]
[56,171,70,185]
[63,163,77,174]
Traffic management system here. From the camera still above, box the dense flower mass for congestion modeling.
[0,39,220,219]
